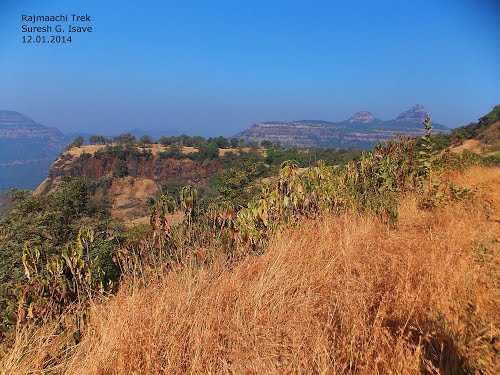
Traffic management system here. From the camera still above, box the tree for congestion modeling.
[139,135,152,145]
[68,136,84,149]
[177,134,188,146]
[159,136,173,146]
[113,159,128,177]
[114,133,136,145]
[192,136,205,147]
[212,136,229,148]
[478,104,500,126]
[89,135,107,145]
[197,142,219,160]
[230,138,240,148]
[260,140,273,148]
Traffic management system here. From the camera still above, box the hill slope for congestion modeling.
[4,166,498,374]
[65,168,500,374]
[236,104,449,148]
[448,105,500,154]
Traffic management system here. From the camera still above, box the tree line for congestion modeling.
[67,133,273,150]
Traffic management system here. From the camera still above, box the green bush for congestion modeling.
[113,160,129,177]
[0,179,123,334]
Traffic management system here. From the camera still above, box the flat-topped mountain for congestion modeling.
[236,105,449,148]
[0,110,63,140]
[0,111,67,191]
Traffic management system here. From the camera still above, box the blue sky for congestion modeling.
[0,0,498,136]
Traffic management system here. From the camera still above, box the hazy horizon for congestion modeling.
[1,0,499,136]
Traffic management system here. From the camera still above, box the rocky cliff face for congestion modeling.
[35,147,223,223]
[236,105,448,148]
[0,111,67,191]
[46,152,221,185]
[237,121,336,148]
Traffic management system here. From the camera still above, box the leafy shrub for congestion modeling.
[19,227,116,325]
[113,160,128,177]
[234,139,418,248]
[0,179,122,334]
[188,142,219,160]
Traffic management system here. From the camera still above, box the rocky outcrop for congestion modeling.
[394,104,427,123]
[36,147,225,223]
[348,111,376,124]
[48,152,221,185]
[236,105,448,149]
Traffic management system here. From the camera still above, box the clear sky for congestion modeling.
[0,0,498,136]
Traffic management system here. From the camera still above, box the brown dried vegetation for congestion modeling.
[3,167,498,374]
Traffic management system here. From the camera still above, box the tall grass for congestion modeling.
[4,167,497,374]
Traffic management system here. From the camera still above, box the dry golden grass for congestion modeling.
[107,177,158,223]
[3,167,499,374]
[65,144,107,157]
[450,139,484,154]
[449,121,500,155]
[62,167,500,374]
[448,166,500,223]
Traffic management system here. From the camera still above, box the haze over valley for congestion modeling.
[0,104,450,191]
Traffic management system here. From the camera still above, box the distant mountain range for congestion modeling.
[0,105,449,191]
[0,111,186,191]
[0,111,68,191]
[236,105,449,148]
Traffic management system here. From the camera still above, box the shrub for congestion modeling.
[67,136,84,149]
[139,135,152,145]
[113,160,128,178]
[114,133,136,145]
[89,135,108,145]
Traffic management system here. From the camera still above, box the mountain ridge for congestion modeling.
[0,110,67,191]
[236,104,449,148]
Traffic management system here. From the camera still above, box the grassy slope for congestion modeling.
[4,166,498,374]
[447,105,500,155]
